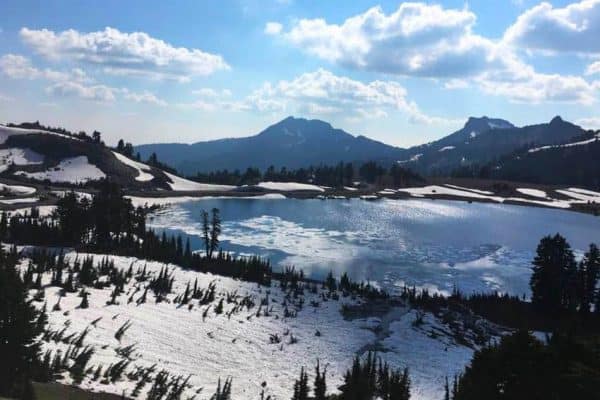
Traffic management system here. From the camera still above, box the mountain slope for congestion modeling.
[400,116,589,175]
[136,116,407,174]
[0,124,228,191]
[486,131,600,188]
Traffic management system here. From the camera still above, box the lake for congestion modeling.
[148,197,600,297]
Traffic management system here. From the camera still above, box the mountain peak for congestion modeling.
[549,115,564,125]
[463,116,513,131]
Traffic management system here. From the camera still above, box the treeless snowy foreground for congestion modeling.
[26,251,477,400]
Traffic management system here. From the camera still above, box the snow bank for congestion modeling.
[15,156,106,183]
[516,188,547,198]
[0,147,44,172]
[0,182,36,195]
[0,196,40,204]
[257,181,325,192]
[112,152,154,182]
[398,185,504,202]
[164,171,235,192]
[556,188,600,203]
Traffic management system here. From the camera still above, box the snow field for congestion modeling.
[15,156,106,183]
[29,252,475,400]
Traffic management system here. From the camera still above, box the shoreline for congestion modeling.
[0,178,598,216]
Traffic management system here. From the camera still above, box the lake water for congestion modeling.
[148,197,600,297]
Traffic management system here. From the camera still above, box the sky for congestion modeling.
[1,0,600,147]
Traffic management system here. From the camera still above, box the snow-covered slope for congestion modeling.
[164,171,235,191]
[15,156,106,183]
[28,251,480,400]
[111,152,154,182]
[0,147,44,172]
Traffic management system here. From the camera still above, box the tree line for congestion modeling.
[189,161,423,188]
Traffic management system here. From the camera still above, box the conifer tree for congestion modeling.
[530,234,576,313]
[209,208,221,258]
[314,359,327,400]
[202,210,210,257]
[0,248,42,398]
[292,367,309,400]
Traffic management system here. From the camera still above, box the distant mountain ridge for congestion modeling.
[399,116,590,176]
[136,116,406,174]
[137,115,593,179]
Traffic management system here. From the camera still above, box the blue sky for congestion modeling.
[1,0,599,147]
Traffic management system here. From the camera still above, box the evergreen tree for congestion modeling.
[202,210,210,257]
[292,367,309,400]
[314,359,327,400]
[530,234,576,313]
[580,243,600,314]
[0,248,42,398]
[209,208,221,258]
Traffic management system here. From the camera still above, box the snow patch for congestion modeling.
[257,181,325,192]
[516,188,547,199]
[0,147,44,172]
[438,146,455,152]
[112,152,154,182]
[15,156,106,183]
[0,182,36,195]
[164,171,235,192]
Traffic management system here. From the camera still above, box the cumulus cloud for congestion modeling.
[264,22,283,35]
[244,69,458,125]
[504,0,600,54]
[19,27,230,81]
[586,60,600,75]
[46,81,116,102]
[267,2,599,105]
[122,89,167,106]
[0,54,68,81]
[278,3,502,78]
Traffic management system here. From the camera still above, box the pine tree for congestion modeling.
[292,367,309,400]
[202,210,210,257]
[580,244,600,313]
[314,359,327,400]
[209,208,221,258]
[0,248,42,398]
[530,234,576,313]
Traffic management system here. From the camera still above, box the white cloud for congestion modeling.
[0,54,68,81]
[586,60,600,75]
[504,0,600,54]
[19,27,230,81]
[264,22,283,35]
[576,116,600,130]
[245,69,458,125]
[279,3,502,78]
[46,81,116,102]
[122,89,167,106]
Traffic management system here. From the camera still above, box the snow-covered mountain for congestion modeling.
[0,124,229,191]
